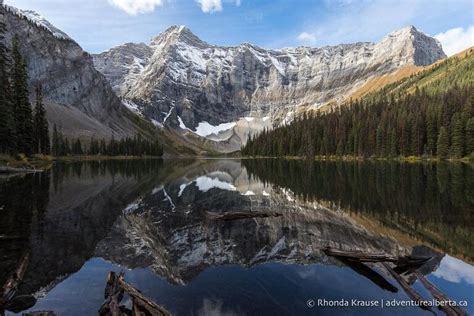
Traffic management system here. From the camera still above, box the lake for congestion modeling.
[1,159,473,315]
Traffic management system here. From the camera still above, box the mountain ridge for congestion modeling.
[0,4,156,143]
[93,24,446,153]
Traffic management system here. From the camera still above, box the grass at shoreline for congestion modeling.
[1,153,472,172]
[0,154,163,172]
[240,154,474,163]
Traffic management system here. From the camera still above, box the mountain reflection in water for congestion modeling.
[0,159,472,316]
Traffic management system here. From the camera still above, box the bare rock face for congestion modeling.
[1,5,146,141]
[93,25,445,151]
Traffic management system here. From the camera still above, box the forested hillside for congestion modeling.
[243,49,474,159]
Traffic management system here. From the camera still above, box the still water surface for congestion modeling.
[0,159,473,315]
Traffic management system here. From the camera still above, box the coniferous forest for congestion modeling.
[243,51,474,159]
[0,12,163,158]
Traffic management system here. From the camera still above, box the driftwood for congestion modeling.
[382,262,432,311]
[323,248,431,266]
[415,271,468,316]
[338,258,398,293]
[0,253,30,306]
[3,295,36,313]
[0,166,40,174]
[99,271,171,316]
[206,211,282,221]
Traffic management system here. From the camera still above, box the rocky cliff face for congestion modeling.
[93,25,446,151]
[1,5,149,141]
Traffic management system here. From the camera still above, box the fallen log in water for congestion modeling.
[99,271,171,316]
[3,295,36,313]
[323,247,431,266]
[0,166,40,174]
[338,258,398,293]
[206,211,282,221]
[118,277,171,316]
[0,253,30,306]
[382,262,432,312]
[415,271,468,316]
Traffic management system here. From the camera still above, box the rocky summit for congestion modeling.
[93,25,446,152]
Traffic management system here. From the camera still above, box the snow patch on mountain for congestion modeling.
[122,99,142,115]
[195,176,237,192]
[3,5,72,41]
[194,121,236,137]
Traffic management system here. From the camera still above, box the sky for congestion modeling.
[4,0,474,55]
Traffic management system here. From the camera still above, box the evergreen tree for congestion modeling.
[72,138,83,155]
[12,36,33,154]
[450,113,465,158]
[465,118,474,156]
[0,11,16,153]
[33,84,50,154]
[437,127,450,158]
[52,124,59,156]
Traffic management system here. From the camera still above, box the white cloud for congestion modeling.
[195,0,241,13]
[107,0,164,15]
[297,32,316,44]
[435,25,474,56]
[288,0,471,49]
[196,0,223,13]
[433,255,474,284]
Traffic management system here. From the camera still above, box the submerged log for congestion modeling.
[24,311,56,316]
[99,271,124,316]
[0,166,40,174]
[415,271,468,316]
[0,253,30,306]
[338,258,398,293]
[117,277,171,316]
[382,262,432,312]
[323,247,431,266]
[206,211,282,221]
[3,295,36,313]
[100,271,171,316]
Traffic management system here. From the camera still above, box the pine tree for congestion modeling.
[12,35,33,155]
[52,124,59,156]
[72,138,83,155]
[0,11,16,153]
[465,118,474,156]
[450,113,465,158]
[33,84,50,154]
[437,127,450,158]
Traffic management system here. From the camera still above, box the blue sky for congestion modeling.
[4,0,474,55]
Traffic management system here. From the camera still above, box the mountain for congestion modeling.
[242,48,474,158]
[93,25,446,152]
[0,5,154,142]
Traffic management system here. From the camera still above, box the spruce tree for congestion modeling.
[465,118,474,156]
[450,113,465,158]
[12,35,33,155]
[436,127,450,158]
[52,124,59,156]
[0,11,16,153]
[33,84,50,154]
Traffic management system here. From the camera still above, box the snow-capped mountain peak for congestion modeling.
[3,5,72,41]
[93,25,446,153]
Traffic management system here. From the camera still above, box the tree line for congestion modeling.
[243,53,474,159]
[0,10,163,158]
[0,13,50,155]
[51,127,163,157]
[242,159,474,258]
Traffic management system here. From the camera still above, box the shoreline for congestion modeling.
[0,154,164,174]
[239,155,474,163]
